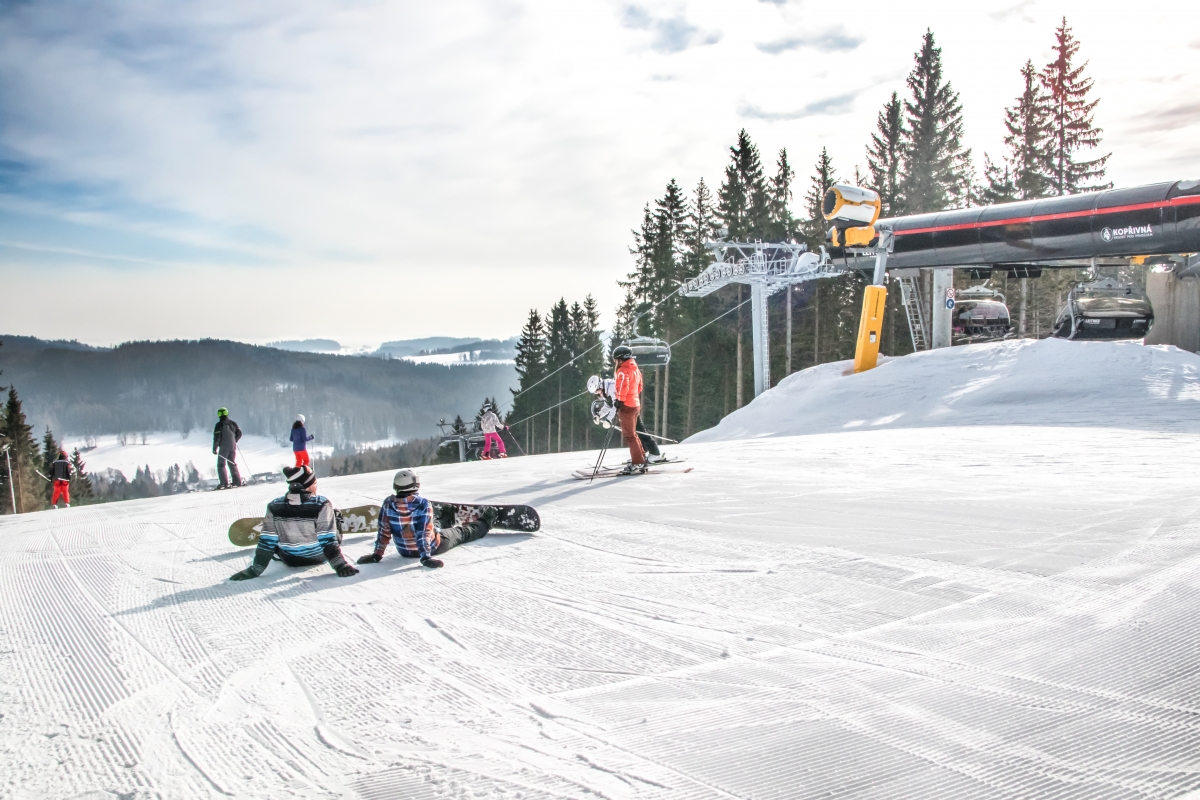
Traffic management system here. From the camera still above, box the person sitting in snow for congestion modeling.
[356,469,497,569]
[290,414,315,467]
[229,465,358,581]
[479,402,508,460]
[587,372,664,463]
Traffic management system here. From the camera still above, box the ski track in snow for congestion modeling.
[6,341,1200,798]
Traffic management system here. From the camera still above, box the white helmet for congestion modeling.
[587,375,601,393]
[393,469,419,495]
[296,414,305,424]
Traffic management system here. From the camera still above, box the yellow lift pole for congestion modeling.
[822,185,893,373]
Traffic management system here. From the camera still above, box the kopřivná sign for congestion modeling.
[1100,224,1154,242]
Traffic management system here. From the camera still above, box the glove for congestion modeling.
[421,557,444,569]
[212,449,218,455]
[230,568,258,581]
[356,553,382,564]
[480,507,500,526]
[614,400,625,410]
[336,564,360,577]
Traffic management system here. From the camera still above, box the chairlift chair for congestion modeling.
[952,283,1013,341]
[625,319,671,367]
[1052,277,1154,340]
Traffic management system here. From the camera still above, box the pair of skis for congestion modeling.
[570,457,690,481]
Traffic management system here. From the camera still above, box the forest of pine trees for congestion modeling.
[505,20,1111,456]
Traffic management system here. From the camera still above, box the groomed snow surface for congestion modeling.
[5,339,1200,799]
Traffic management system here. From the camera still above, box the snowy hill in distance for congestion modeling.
[690,338,1200,442]
[5,339,1200,797]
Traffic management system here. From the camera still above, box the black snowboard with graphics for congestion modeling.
[229,501,539,547]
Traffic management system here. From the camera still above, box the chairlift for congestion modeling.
[952,283,1013,341]
[625,318,671,367]
[1052,277,1154,340]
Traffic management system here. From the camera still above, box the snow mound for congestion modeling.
[688,338,1200,443]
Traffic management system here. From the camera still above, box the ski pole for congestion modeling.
[505,427,526,456]
[589,426,615,483]
[640,432,678,443]
[34,469,51,483]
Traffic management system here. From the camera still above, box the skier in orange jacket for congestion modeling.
[611,344,647,474]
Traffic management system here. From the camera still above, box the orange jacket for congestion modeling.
[614,358,642,408]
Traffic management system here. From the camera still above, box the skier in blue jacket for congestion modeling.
[290,414,314,467]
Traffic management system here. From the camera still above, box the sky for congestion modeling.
[1,0,1198,348]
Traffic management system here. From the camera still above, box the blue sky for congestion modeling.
[2,0,1198,346]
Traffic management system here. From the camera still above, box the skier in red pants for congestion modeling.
[50,449,73,508]
[612,345,646,474]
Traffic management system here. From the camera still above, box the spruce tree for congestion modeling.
[1,388,42,513]
[981,155,1018,205]
[866,91,905,216]
[511,309,546,452]
[899,30,971,213]
[768,149,796,241]
[40,427,60,503]
[1001,60,1054,200]
[718,130,770,240]
[70,447,94,502]
[1041,18,1110,195]
[801,148,838,249]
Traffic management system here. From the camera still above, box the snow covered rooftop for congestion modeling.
[4,340,1200,798]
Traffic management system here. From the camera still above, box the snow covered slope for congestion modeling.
[689,339,1200,442]
[5,341,1200,799]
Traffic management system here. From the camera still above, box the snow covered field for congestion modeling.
[6,340,1200,799]
[59,434,400,481]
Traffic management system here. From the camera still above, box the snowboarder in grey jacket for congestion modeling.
[212,407,243,488]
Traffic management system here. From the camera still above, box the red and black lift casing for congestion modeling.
[833,180,1200,269]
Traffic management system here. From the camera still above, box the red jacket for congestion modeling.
[614,358,642,408]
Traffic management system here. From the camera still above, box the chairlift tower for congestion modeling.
[682,241,843,397]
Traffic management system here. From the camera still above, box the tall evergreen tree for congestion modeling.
[801,148,839,249]
[1,387,41,514]
[899,30,971,213]
[981,155,1018,205]
[1000,60,1054,200]
[511,309,546,452]
[718,130,770,240]
[40,427,60,502]
[768,149,796,241]
[1041,18,1110,195]
[866,91,905,216]
[70,447,94,502]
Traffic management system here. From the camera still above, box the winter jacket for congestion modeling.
[243,492,351,576]
[290,425,314,452]
[373,493,440,560]
[479,411,502,434]
[614,359,643,408]
[212,417,242,456]
[50,457,72,482]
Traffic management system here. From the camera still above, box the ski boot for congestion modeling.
[498,453,508,458]
[619,462,648,475]
[646,452,669,464]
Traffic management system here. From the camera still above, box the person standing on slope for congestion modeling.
[356,469,497,569]
[230,465,358,581]
[587,374,664,463]
[479,402,508,460]
[50,448,73,508]
[611,345,647,474]
[212,407,243,489]
[290,414,314,467]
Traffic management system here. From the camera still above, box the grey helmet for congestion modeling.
[393,469,420,495]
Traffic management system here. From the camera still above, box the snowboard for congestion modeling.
[228,502,539,547]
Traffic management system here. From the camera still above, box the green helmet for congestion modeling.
[217,407,229,417]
